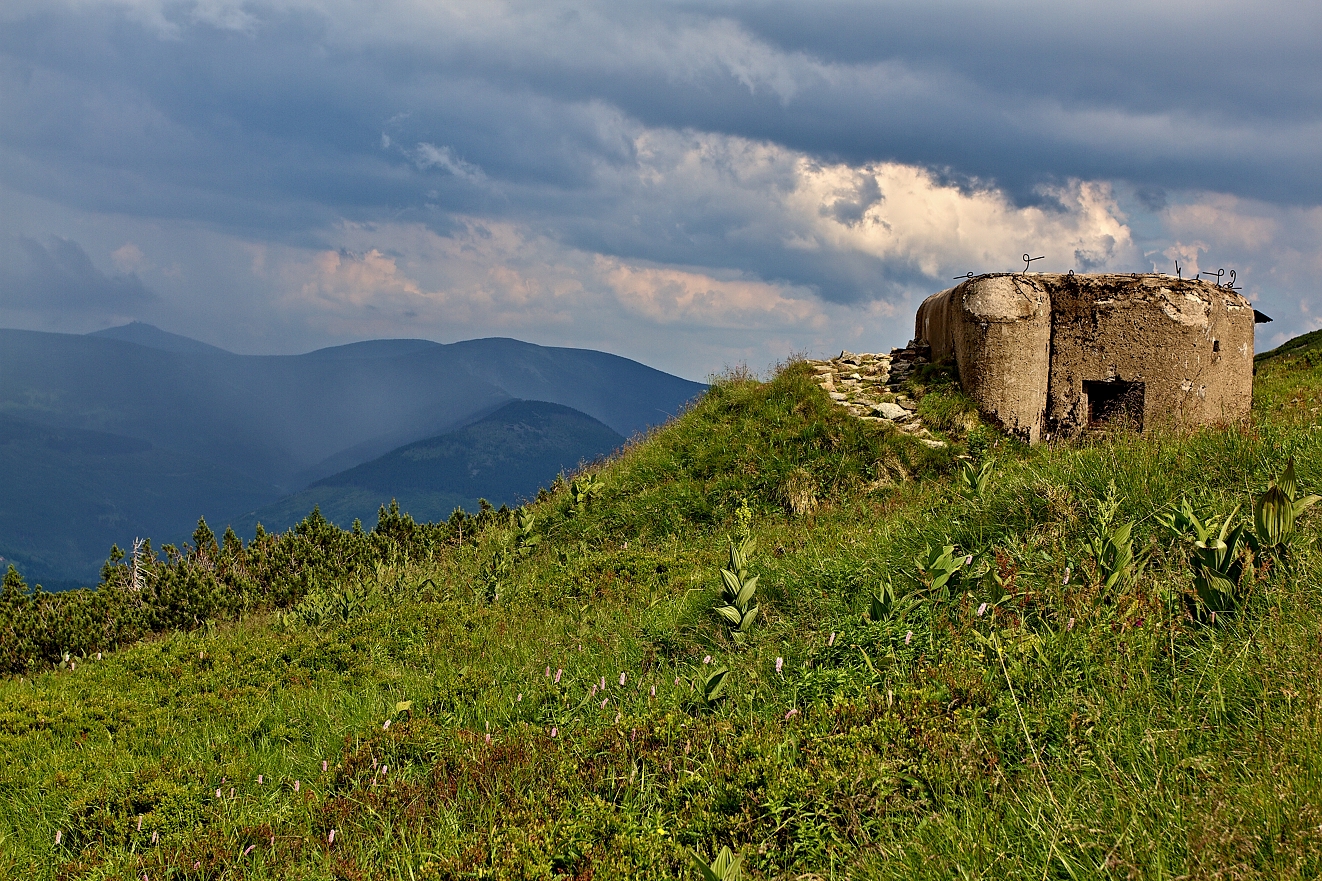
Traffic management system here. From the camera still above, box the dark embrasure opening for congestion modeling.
[1084,379,1145,431]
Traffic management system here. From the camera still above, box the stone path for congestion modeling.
[804,344,947,448]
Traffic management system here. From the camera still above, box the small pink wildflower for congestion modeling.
[650,684,656,697]
[614,712,622,724]
[243,844,256,857]
[545,666,551,677]
[383,719,390,729]
[485,732,492,744]
[229,787,234,799]
[828,631,836,646]
[257,775,263,785]
[216,788,222,799]
[151,831,158,845]
[600,698,609,708]
[328,829,335,845]
[977,603,988,617]
[963,554,974,566]
[775,656,784,675]
[54,831,62,845]
[1067,617,1075,631]
[322,760,327,773]
[294,780,300,793]
[600,675,607,690]
[517,693,523,702]
[905,631,913,645]
[554,668,563,683]
[703,655,712,665]
[1063,566,1071,585]
[785,708,798,720]
[137,815,143,831]
[550,726,558,738]
[619,672,627,686]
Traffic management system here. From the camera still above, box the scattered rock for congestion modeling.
[873,402,909,421]
[806,343,943,444]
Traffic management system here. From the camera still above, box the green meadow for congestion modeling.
[2,332,1320,880]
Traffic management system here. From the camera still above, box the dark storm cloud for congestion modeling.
[0,0,1317,326]
[0,236,155,310]
[4,1,1317,216]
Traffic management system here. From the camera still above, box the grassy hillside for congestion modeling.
[0,339,1319,880]
[241,401,626,533]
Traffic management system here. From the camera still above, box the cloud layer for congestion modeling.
[1,0,1318,375]
[0,236,154,312]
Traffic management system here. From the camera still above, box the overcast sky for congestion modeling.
[2,0,1319,379]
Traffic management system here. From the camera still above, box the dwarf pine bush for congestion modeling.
[0,500,511,674]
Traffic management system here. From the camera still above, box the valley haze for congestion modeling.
[0,322,703,588]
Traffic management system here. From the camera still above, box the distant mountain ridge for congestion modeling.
[241,400,626,534]
[88,321,234,356]
[0,325,702,487]
[0,324,704,586]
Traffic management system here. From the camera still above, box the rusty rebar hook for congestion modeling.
[1201,268,1226,287]
[1021,253,1044,274]
[952,271,976,281]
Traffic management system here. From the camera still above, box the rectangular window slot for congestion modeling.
[1084,380,1145,431]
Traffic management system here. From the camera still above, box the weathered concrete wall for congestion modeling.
[915,273,1254,442]
[916,275,1051,442]
[1043,274,1254,434]
[915,283,960,364]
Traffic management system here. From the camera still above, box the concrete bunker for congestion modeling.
[914,273,1258,443]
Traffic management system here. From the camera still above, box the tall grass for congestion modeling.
[1,348,1319,879]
